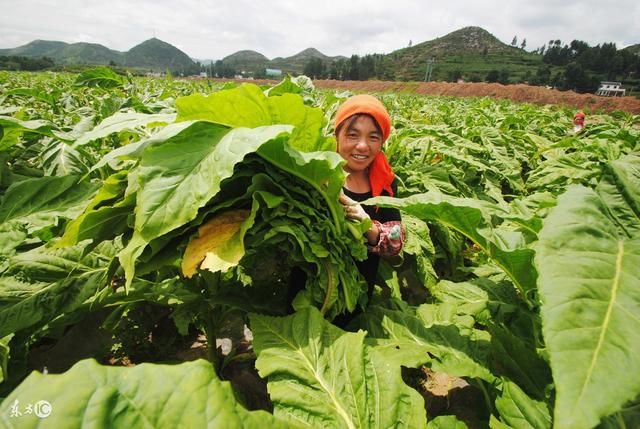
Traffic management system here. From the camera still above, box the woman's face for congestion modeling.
[336,115,383,173]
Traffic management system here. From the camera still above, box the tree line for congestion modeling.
[535,40,640,92]
[0,56,55,71]
[303,54,389,80]
[299,39,640,94]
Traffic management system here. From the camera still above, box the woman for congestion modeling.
[335,94,405,298]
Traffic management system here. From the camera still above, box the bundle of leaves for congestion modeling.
[57,83,371,320]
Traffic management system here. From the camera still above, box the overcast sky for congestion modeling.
[1,0,638,60]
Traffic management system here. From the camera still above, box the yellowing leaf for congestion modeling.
[182,210,250,278]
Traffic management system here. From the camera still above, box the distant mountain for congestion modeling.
[623,43,640,55]
[217,27,542,79]
[400,26,517,57]
[269,48,332,72]
[0,38,196,72]
[220,47,346,74]
[384,26,543,81]
[0,40,122,64]
[0,40,68,58]
[221,50,270,71]
[123,38,195,71]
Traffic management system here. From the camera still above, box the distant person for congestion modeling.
[572,111,586,133]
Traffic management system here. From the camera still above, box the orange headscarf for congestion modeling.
[334,95,395,197]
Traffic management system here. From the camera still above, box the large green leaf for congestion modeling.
[0,242,116,337]
[89,120,195,172]
[175,83,329,152]
[370,192,537,299]
[536,185,640,429]
[134,123,291,240]
[487,324,551,401]
[596,152,640,237]
[0,175,98,224]
[40,140,92,176]
[401,214,438,289]
[0,359,294,428]
[0,116,69,151]
[494,379,551,429]
[58,171,132,247]
[72,112,176,147]
[119,123,292,283]
[427,415,469,428]
[250,307,427,428]
[0,221,27,256]
[73,66,126,89]
[361,305,496,383]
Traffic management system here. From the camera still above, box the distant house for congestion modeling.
[265,68,283,77]
[595,81,626,97]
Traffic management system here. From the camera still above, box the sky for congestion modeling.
[1,0,638,61]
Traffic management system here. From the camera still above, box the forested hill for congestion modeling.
[382,26,542,81]
[0,38,198,73]
[123,38,196,72]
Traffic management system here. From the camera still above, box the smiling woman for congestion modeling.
[334,94,405,300]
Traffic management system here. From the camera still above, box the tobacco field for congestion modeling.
[0,68,639,428]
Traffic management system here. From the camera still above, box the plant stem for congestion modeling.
[319,259,335,316]
[205,310,220,373]
[615,412,627,429]
[474,379,494,415]
[203,272,221,373]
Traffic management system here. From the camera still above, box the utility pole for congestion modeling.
[424,58,435,82]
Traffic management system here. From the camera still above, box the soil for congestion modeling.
[233,78,640,114]
[403,366,487,428]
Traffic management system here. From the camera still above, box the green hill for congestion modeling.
[269,48,336,74]
[623,44,640,55]
[124,38,196,72]
[384,26,544,81]
[0,40,122,64]
[0,40,67,58]
[0,38,196,73]
[221,50,270,72]
[218,27,548,82]
[60,42,123,65]
[220,47,345,75]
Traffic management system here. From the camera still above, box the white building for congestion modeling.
[265,68,283,78]
[595,81,626,97]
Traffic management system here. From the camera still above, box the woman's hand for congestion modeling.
[339,192,370,221]
[339,192,380,245]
